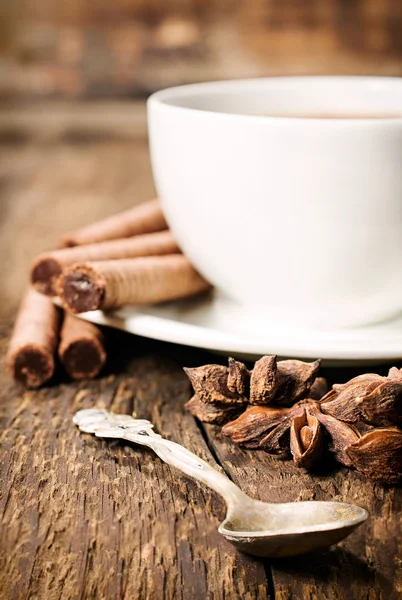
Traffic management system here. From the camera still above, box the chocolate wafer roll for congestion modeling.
[7,289,61,388]
[58,255,211,313]
[31,230,180,296]
[59,313,106,379]
[60,198,167,248]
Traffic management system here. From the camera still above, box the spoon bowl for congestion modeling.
[74,408,368,558]
[219,499,368,557]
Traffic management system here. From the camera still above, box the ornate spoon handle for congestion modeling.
[74,408,251,511]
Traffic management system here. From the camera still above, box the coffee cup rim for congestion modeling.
[148,75,402,124]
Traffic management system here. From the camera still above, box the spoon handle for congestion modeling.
[74,408,250,510]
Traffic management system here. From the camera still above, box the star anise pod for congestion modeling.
[184,364,248,406]
[184,356,402,485]
[227,357,251,396]
[344,428,402,484]
[186,395,243,425]
[184,355,321,418]
[222,367,402,484]
[320,371,402,427]
[222,399,327,468]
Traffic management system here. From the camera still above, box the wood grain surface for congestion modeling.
[0,102,401,600]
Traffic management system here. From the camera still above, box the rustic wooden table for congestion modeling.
[0,102,401,600]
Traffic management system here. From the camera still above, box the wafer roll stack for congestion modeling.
[8,199,213,389]
[31,230,180,296]
[7,289,61,388]
[60,198,167,247]
[59,313,106,379]
[58,255,211,313]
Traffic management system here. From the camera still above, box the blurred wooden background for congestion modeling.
[1,0,401,99]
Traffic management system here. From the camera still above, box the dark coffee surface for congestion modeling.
[258,113,402,119]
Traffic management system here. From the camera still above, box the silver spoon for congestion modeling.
[73,408,368,558]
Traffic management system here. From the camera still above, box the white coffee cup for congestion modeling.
[148,76,402,330]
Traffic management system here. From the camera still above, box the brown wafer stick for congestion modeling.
[58,255,211,313]
[31,230,180,296]
[59,199,167,248]
[7,289,61,388]
[59,313,106,379]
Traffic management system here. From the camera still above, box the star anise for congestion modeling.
[222,399,330,468]
[184,356,320,408]
[184,357,402,485]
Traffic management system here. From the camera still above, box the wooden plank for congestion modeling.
[202,413,402,600]
[0,350,270,600]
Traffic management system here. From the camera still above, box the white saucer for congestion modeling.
[75,292,402,365]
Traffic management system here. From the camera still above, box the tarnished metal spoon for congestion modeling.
[73,408,368,558]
